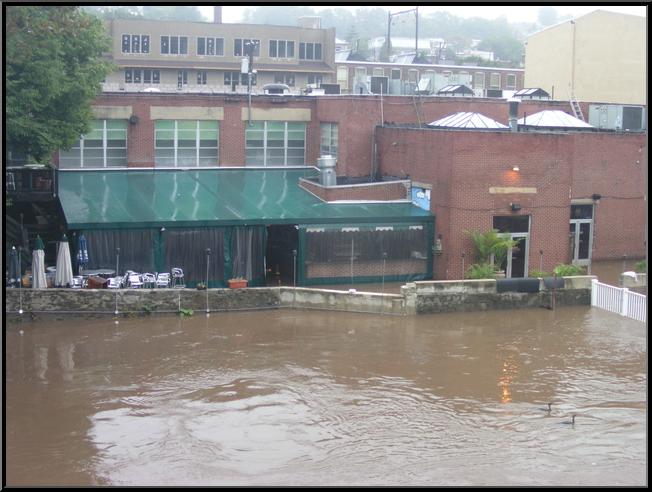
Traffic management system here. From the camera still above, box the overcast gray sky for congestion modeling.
[199,5,646,24]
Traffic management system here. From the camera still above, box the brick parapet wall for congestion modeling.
[299,177,410,202]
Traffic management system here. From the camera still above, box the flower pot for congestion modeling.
[228,279,247,289]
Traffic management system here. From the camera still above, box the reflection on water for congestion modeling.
[5,306,646,486]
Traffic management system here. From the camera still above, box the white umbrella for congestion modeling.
[55,234,74,287]
[32,235,47,289]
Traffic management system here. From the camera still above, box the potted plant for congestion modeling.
[196,282,207,290]
[467,229,518,275]
[227,277,248,289]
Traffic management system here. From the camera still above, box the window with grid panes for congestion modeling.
[320,123,338,157]
[245,121,306,167]
[154,120,218,167]
[59,120,127,168]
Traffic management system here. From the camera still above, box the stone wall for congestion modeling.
[5,276,596,320]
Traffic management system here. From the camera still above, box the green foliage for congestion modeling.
[82,6,143,19]
[141,304,153,315]
[179,307,194,317]
[5,6,115,163]
[634,260,647,273]
[553,264,586,277]
[467,229,518,268]
[465,263,496,279]
[528,270,549,278]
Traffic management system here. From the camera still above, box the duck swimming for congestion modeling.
[562,414,576,425]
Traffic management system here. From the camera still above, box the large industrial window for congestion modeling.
[245,121,306,167]
[269,39,295,58]
[234,38,260,56]
[320,123,338,157]
[154,120,218,167]
[122,34,149,54]
[59,120,127,168]
[161,36,188,55]
[299,42,322,60]
[224,71,256,86]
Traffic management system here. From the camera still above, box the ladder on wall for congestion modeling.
[570,95,585,121]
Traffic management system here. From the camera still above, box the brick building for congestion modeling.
[10,90,646,285]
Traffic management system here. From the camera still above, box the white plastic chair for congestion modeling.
[156,272,170,288]
[71,276,84,289]
[127,273,143,288]
[107,277,123,289]
[171,268,185,288]
[142,273,156,288]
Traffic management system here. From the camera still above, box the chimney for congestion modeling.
[317,155,337,187]
[213,6,222,24]
[507,97,519,132]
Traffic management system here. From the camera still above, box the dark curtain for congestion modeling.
[84,229,156,273]
[231,226,266,283]
[164,228,226,286]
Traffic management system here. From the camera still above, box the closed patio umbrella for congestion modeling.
[32,235,47,289]
[8,246,20,287]
[77,233,89,274]
[55,234,74,287]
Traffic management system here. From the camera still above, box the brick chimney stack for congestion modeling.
[213,6,222,23]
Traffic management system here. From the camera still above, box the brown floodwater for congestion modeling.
[5,305,647,486]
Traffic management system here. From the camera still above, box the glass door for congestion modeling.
[569,205,594,266]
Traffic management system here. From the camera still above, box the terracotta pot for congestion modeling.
[228,279,248,289]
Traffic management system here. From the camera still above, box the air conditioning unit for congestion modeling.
[320,83,341,94]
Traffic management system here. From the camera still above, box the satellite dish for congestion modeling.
[354,81,370,95]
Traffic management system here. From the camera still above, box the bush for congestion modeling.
[465,263,497,279]
[467,229,517,268]
[634,260,646,273]
[529,270,549,278]
[553,264,585,276]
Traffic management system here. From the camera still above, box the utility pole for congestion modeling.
[386,7,419,62]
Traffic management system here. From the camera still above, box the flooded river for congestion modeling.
[5,305,646,486]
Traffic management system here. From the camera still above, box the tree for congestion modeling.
[82,5,142,20]
[5,6,114,163]
[537,7,559,27]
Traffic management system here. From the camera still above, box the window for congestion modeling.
[126,68,161,86]
[391,68,401,80]
[122,34,149,54]
[490,73,501,88]
[197,70,207,85]
[155,120,219,167]
[59,120,127,168]
[408,69,419,83]
[373,67,384,77]
[274,73,295,87]
[161,36,188,55]
[307,74,323,86]
[225,71,257,87]
[269,39,294,58]
[337,66,348,89]
[245,121,306,167]
[234,39,260,56]
[506,73,516,89]
[320,123,338,157]
[299,42,322,60]
[178,70,188,86]
[474,72,485,89]
[197,37,224,56]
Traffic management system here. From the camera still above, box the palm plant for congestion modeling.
[467,229,518,271]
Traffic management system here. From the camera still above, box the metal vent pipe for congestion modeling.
[317,155,337,187]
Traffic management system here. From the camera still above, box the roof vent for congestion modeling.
[317,155,337,187]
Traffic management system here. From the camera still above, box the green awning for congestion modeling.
[58,168,433,230]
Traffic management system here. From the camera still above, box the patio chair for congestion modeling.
[156,272,170,288]
[71,276,85,289]
[171,268,185,288]
[127,273,143,288]
[107,277,123,289]
[142,273,156,288]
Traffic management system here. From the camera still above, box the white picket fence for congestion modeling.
[591,279,647,323]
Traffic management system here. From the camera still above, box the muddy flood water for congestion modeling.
[5,305,647,486]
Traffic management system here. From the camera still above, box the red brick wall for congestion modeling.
[376,127,646,279]
[299,178,409,202]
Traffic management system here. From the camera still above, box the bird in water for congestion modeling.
[540,402,552,413]
[561,414,576,425]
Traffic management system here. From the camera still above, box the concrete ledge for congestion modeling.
[414,279,496,294]
[620,272,647,288]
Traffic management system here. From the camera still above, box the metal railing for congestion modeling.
[591,279,646,323]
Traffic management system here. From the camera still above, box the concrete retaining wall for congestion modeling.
[5,276,597,320]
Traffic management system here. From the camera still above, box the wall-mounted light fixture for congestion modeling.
[129,114,139,125]
[512,165,520,172]
[510,202,521,212]
[591,193,602,203]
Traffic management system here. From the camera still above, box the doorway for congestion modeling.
[569,204,594,266]
[493,215,530,278]
[265,225,298,286]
